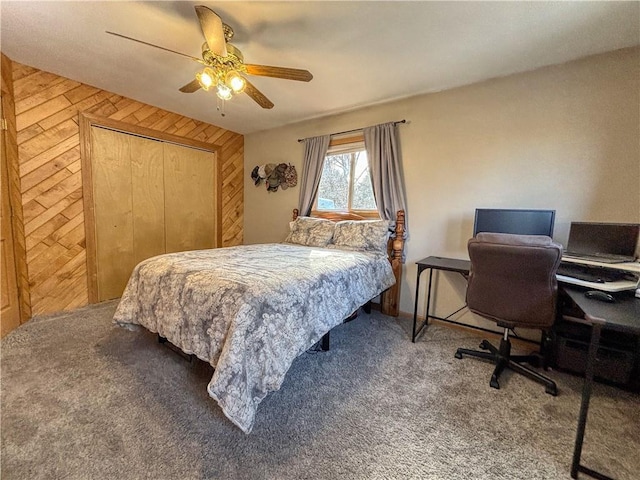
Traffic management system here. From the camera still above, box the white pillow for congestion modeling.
[284,216,335,247]
[331,219,390,254]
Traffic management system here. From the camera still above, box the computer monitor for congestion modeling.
[565,222,639,262]
[473,208,556,237]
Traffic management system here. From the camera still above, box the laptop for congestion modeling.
[563,222,640,264]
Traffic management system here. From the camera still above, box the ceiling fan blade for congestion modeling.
[245,64,313,82]
[243,78,274,109]
[195,6,227,58]
[179,79,201,93]
[106,31,205,65]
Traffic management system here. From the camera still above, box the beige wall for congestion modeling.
[244,47,640,329]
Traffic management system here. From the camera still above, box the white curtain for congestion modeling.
[298,135,331,216]
[364,122,409,238]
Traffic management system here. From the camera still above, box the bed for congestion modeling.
[113,210,405,433]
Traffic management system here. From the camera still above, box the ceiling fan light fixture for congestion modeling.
[225,70,246,93]
[196,67,215,91]
[216,83,233,101]
[109,5,312,111]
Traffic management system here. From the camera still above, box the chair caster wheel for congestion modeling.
[454,351,463,359]
[545,385,558,396]
[480,340,491,350]
[490,377,500,389]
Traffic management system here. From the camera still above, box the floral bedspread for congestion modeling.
[113,243,395,433]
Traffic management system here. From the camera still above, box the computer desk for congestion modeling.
[562,286,640,480]
[412,256,640,480]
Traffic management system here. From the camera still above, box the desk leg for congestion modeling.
[412,268,423,342]
[425,269,433,327]
[412,267,434,342]
[571,323,602,479]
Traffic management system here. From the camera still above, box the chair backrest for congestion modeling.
[466,232,563,330]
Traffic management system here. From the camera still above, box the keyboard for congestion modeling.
[556,263,628,283]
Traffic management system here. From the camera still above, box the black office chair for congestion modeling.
[455,232,563,396]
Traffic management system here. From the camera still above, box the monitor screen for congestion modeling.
[473,209,556,237]
[566,223,639,258]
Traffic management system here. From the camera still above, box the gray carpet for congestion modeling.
[1,302,638,480]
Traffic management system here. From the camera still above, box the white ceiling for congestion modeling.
[1,1,638,135]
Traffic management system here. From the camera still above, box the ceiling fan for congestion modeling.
[106,5,313,110]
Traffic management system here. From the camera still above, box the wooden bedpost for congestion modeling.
[381,210,405,317]
[292,208,299,221]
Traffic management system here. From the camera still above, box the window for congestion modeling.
[313,140,378,216]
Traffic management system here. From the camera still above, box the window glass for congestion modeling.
[314,144,377,214]
[351,151,376,210]
[317,153,350,210]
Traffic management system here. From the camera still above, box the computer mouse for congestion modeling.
[584,290,615,303]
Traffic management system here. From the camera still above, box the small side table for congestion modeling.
[412,256,470,342]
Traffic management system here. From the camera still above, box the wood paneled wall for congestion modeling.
[7,58,244,316]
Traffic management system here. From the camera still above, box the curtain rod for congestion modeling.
[297,119,407,143]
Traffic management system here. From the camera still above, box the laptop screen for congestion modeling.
[566,222,639,259]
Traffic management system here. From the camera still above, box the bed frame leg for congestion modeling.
[344,311,358,323]
[321,331,330,351]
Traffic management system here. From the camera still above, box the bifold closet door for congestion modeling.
[91,127,137,301]
[163,142,215,253]
[130,136,165,264]
[92,128,167,301]
[90,126,216,302]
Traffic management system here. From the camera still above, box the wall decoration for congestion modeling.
[251,163,297,192]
